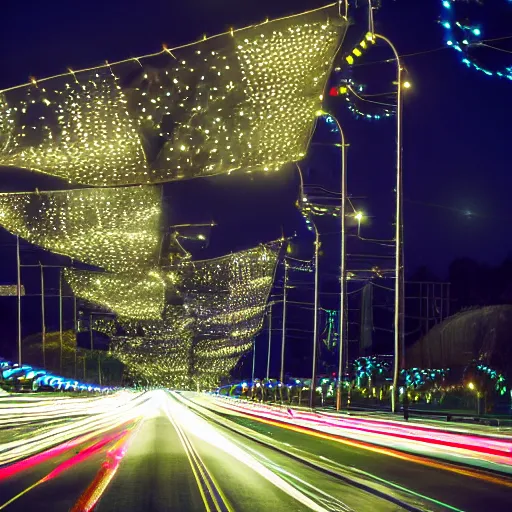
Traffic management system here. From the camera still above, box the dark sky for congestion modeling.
[1,0,510,278]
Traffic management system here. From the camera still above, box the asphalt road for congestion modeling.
[1,390,511,511]
[183,392,512,512]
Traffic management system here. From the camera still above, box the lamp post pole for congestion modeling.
[374,33,404,414]
[16,236,22,366]
[251,337,256,384]
[59,269,63,374]
[309,221,320,409]
[266,304,272,380]
[313,111,348,411]
[280,261,288,385]
[40,263,46,369]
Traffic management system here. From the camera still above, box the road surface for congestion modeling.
[1,390,511,511]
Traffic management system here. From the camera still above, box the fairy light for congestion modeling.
[330,76,394,121]
[440,0,512,81]
[0,6,346,186]
[64,269,172,320]
[0,186,161,272]
[89,243,281,388]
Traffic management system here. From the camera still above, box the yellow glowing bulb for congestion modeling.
[403,81,412,89]
[468,382,475,390]
[354,212,363,221]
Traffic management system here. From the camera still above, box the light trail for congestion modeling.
[199,395,512,487]
[165,391,330,512]
[70,428,137,512]
[211,396,512,462]
[0,429,130,510]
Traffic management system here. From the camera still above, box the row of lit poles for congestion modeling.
[255,7,409,412]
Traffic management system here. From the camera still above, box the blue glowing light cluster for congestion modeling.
[353,357,448,389]
[0,359,110,393]
[441,0,512,81]
[475,363,508,396]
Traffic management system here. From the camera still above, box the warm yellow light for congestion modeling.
[468,382,475,391]
[354,211,364,221]
[403,81,412,89]
[0,7,345,187]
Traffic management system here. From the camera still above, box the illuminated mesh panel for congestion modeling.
[0,93,12,152]
[93,306,194,338]
[192,340,252,389]
[108,305,194,388]
[184,244,279,336]
[0,6,345,185]
[65,269,170,320]
[0,186,161,272]
[183,242,280,384]
[0,71,148,185]
[110,335,193,389]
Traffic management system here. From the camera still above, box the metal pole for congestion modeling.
[59,269,63,374]
[312,114,347,411]
[376,33,404,414]
[73,296,77,380]
[266,304,272,380]
[336,118,347,411]
[89,314,93,351]
[280,261,288,384]
[310,223,320,409]
[40,263,46,369]
[16,236,22,366]
[90,314,94,383]
[251,338,256,384]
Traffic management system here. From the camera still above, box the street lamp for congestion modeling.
[314,110,348,412]
[373,32,405,414]
[354,211,364,236]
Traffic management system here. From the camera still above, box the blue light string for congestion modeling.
[440,0,512,81]
[0,359,110,393]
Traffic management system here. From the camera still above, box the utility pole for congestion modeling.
[251,338,256,384]
[266,304,272,380]
[40,263,46,369]
[59,269,63,374]
[16,236,22,366]
[280,261,288,385]
[310,223,320,409]
[73,295,77,380]
[375,33,404,414]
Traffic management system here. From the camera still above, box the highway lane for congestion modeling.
[0,390,417,511]
[182,392,512,512]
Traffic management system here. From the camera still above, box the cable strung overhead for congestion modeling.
[0,5,347,186]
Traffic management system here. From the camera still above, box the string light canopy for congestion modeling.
[180,242,281,334]
[111,335,193,389]
[65,268,173,320]
[0,5,347,186]
[180,242,281,386]
[109,305,194,388]
[96,243,281,387]
[440,0,512,81]
[0,185,162,272]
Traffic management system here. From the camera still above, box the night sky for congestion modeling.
[0,1,510,364]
